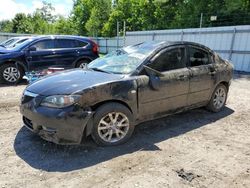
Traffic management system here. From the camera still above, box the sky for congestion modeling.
[0,0,74,21]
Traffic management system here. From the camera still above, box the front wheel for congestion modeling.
[206,84,228,112]
[0,64,23,84]
[91,103,134,146]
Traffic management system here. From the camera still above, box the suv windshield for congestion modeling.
[88,42,161,74]
[9,38,34,51]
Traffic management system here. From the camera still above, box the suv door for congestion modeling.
[26,39,56,71]
[137,46,190,119]
[187,46,216,106]
[54,39,88,68]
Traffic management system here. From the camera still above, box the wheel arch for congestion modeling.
[74,57,93,68]
[0,60,27,72]
[219,81,229,91]
[91,99,133,114]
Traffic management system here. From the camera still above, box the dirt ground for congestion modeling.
[0,76,250,188]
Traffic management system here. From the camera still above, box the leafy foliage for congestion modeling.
[0,0,249,37]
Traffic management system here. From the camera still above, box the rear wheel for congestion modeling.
[76,59,90,69]
[91,103,134,146]
[0,64,23,84]
[206,84,228,112]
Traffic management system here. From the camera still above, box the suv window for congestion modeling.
[189,47,210,66]
[149,47,186,72]
[55,39,88,49]
[31,40,54,50]
[56,39,75,48]
[75,40,88,48]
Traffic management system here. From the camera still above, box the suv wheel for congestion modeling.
[0,64,23,84]
[91,103,134,146]
[76,60,90,69]
[206,84,228,112]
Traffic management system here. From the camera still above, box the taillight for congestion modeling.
[92,42,99,54]
[90,39,99,55]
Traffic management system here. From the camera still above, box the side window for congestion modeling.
[55,39,75,48]
[149,47,186,72]
[75,40,88,48]
[31,40,54,50]
[189,47,210,67]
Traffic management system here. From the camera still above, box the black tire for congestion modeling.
[206,84,228,112]
[0,63,24,84]
[76,59,90,69]
[91,103,135,146]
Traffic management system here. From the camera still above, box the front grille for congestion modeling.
[23,116,33,130]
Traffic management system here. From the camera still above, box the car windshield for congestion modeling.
[0,38,17,48]
[88,42,162,74]
[10,38,34,51]
[6,38,29,48]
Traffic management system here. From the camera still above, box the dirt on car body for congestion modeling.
[0,77,250,187]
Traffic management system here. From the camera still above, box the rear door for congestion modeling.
[137,46,190,119]
[26,39,57,71]
[54,39,88,68]
[187,45,216,106]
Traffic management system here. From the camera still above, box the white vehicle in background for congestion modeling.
[0,37,32,49]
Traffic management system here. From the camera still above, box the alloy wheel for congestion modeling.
[3,67,20,83]
[97,112,129,143]
[213,87,226,109]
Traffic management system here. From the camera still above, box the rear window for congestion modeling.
[189,47,210,66]
[75,40,88,48]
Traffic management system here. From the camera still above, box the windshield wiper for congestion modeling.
[89,67,111,74]
[0,45,6,48]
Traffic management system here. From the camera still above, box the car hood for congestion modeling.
[0,48,15,54]
[26,69,125,96]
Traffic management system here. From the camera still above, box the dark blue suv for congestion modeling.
[0,35,99,84]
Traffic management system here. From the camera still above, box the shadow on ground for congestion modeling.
[14,107,234,172]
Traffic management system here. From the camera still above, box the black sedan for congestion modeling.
[0,35,99,84]
[20,41,233,146]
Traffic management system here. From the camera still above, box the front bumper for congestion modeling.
[20,95,93,145]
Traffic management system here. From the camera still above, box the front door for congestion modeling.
[137,46,190,119]
[26,39,57,71]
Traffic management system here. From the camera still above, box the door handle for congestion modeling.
[208,71,216,75]
[26,56,32,61]
[177,75,188,80]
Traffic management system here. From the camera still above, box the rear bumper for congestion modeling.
[20,102,93,145]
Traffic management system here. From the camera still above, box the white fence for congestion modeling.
[125,25,250,72]
[93,37,124,54]
[1,25,250,72]
[0,32,32,42]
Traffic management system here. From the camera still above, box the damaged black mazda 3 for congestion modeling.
[20,41,233,146]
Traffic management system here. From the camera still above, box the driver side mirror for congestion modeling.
[29,46,37,52]
[143,65,164,90]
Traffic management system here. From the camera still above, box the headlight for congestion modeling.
[41,95,81,108]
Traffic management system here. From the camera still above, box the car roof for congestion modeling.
[31,35,91,41]
[132,40,213,53]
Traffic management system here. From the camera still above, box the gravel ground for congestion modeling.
[0,77,249,188]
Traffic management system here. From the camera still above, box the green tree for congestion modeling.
[0,20,13,33]
[12,13,33,33]
[36,1,57,23]
[54,16,76,35]
[72,0,111,36]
